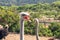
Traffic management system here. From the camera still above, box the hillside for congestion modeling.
[0,0,59,6]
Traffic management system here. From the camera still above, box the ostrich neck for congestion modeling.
[20,18,24,40]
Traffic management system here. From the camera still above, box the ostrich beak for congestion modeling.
[23,15,32,22]
[23,16,30,20]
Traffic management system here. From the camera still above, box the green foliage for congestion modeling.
[52,1,60,8]
[0,7,20,33]
[39,28,53,37]
[49,23,60,38]
[24,19,35,35]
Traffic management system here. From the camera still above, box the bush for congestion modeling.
[49,23,60,38]
[24,19,35,35]
[39,28,53,37]
[54,31,60,39]
[0,8,20,33]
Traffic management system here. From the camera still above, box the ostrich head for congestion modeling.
[20,12,31,22]
[4,24,9,31]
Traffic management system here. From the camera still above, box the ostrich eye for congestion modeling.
[22,14,26,16]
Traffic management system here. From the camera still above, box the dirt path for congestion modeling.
[5,33,53,40]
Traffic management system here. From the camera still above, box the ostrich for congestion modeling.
[34,18,39,40]
[20,12,30,40]
[0,24,9,40]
